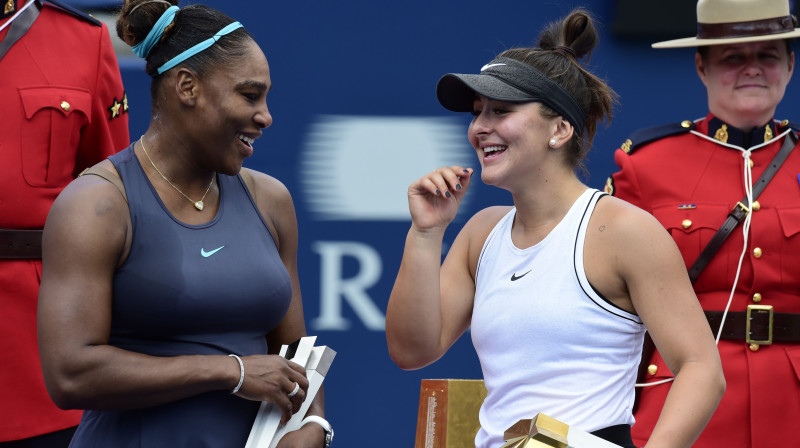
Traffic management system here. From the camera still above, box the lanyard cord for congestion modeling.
[635,129,784,388]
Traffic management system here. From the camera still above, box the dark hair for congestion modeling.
[116,0,254,98]
[498,8,617,172]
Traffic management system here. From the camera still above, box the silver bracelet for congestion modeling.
[228,354,244,394]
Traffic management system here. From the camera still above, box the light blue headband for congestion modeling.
[130,5,245,75]
[131,5,179,58]
[157,21,244,74]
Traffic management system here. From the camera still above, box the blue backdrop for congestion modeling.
[102,1,800,446]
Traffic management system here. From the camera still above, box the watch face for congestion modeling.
[324,432,333,447]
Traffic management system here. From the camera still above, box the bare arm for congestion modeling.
[595,198,724,448]
[249,170,327,446]
[386,166,481,370]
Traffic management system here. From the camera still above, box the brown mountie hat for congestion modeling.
[653,0,800,48]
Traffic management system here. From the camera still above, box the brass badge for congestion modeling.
[603,177,614,196]
[620,138,632,154]
[4,0,14,15]
[764,125,773,142]
[714,124,728,143]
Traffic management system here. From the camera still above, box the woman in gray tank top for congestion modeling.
[36,1,331,447]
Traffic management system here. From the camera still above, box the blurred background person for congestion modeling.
[36,1,330,446]
[0,0,129,446]
[387,8,724,448]
[607,0,800,446]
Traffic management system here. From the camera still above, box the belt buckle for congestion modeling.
[746,304,773,345]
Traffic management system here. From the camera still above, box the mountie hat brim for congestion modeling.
[653,28,800,48]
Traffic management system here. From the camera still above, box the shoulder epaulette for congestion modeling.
[618,120,696,155]
[44,0,101,27]
[776,119,800,133]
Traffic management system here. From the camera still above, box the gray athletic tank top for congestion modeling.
[68,145,292,447]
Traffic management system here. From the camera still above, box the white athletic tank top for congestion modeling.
[471,189,645,448]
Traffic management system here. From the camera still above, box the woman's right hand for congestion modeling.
[234,355,310,425]
[408,165,473,232]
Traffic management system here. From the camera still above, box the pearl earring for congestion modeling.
[549,139,557,147]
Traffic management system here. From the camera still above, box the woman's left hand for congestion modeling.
[274,422,326,448]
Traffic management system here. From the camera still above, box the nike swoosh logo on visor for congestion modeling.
[481,63,506,72]
[201,246,225,258]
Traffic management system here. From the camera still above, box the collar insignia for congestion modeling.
[714,124,728,143]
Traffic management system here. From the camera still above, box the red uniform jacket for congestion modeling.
[0,2,129,440]
[609,114,800,447]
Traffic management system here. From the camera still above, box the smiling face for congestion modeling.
[467,97,566,190]
[696,40,794,129]
[192,39,272,175]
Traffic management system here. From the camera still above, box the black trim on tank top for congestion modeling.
[573,192,641,324]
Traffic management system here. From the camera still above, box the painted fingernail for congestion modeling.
[456,184,462,190]
[435,189,441,196]
[445,191,451,198]
[463,169,470,175]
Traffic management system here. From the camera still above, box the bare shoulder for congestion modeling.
[242,167,293,206]
[45,162,131,268]
[458,205,513,273]
[240,168,296,251]
[593,195,667,241]
[590,194,683,279]
[55,160,128,221]
[463,205,513,237]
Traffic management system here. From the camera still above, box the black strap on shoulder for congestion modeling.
[687,131,798,283]
[79,165,128,203]
[0,0,41,61]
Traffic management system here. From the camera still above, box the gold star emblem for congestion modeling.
[108,98,122,120]
[122,92,129,113]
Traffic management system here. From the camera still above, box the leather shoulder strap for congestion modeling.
[79,165,128,203]
[688,131,798,283]
[0,0,40,61]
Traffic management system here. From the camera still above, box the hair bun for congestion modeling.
[116,0,178,47]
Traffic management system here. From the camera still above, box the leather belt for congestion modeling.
[0,229,43,259]
[706,307,800,344]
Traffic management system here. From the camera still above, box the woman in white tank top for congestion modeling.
[386,8,725,448]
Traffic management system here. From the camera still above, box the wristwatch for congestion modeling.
[301,415,333,448]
